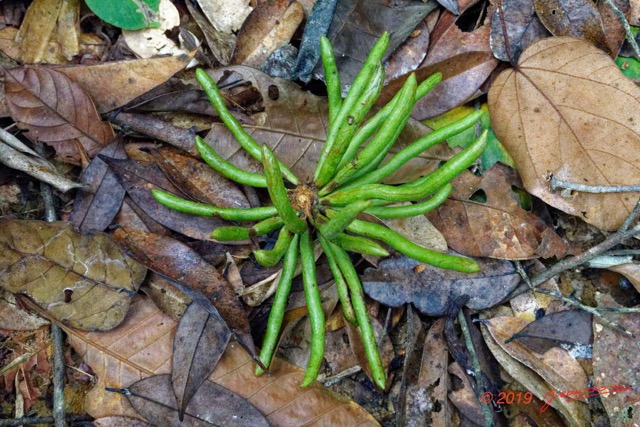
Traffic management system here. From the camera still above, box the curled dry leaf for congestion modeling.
[5,67,115,164]
[427,164,568,260]
[67,296,380,425]
[0,220,146,330]
[203,66,454,184]
[488,37,640,231]
[362,256,520,316]
[197,0,252,33]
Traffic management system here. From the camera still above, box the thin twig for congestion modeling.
[35,143,67,427]
[620,198,640,232]
[550,176,640,193]
[602,0,640,61]
[457,310,494,427]
[515,262,635,337]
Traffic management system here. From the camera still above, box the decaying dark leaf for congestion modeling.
[490,0,550,62]
[70,139,127,232]
[126,374,269,426]
[362,256,520,316]
[427,164,568,260]
[172,302,232,419]
[506,310,592,355]
[4,67,115,164]
[102,156,227,241]
[0,220,146,330]
[112,228,256,362]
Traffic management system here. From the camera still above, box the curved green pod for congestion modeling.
[334,233,390,257]
[211,217,284,241]
[299,229,326,387]
[253,227,294,267]
[317,200,372,240]
[152,189,277,221]
[256,233,300,375]
[364,184,452,219]
[320,36,342,125]
[195,136,268,188]
[318,234,356,324]
[345,218,479,273]
[262,145,307,234]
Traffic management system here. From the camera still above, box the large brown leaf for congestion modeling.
[68,296,380,426]
[4,67,115,164]
[488,37,640,231]
[0,220,146,330]
[203,66,454,184]
[427,164,568,259]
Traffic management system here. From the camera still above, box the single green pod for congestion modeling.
[327,240,386,389]
[195,69,299,185]
[253,227,294,267]
[318,234,356,324]
[364,184,452,219]
[195,136,268,188]
[256,233,300,375]
[334,233,390,257]
[314,33,390,187]
[346,218,479,273]
[152,188,277,221]
[299,229,326,387]
[262,145,307,234]
[211,217,284,241]
[320,36,342,125]
[317,200,373,240]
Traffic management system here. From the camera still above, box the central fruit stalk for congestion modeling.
[290,184,318,220]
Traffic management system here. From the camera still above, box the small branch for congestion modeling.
[602,0,640,61]
[550,176,640,194]
[515,262,635,337]
[457,310,494,427]
[620,198,640,232]
[0,415,92,427]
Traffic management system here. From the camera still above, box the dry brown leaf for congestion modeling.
[57,54,194,113]
[0,220,146,330]
[488,37,640,231]
[203,66,454,185]
[67,295,380,426]
[232,0,304,67]
[5,67,115,164]
[427,165,568,260]
[608,262,640,293]
[0,290,50,330]
[197,0,252,33]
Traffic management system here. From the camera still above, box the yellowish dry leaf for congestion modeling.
[488,37,640,231]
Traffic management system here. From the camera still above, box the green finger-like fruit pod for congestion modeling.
[253,227,294,267]
[256,233,300,375]
[195,69,299,185]
[326,239,386,389]
[262,145,307,234]
[334,233,390,257]
[318,234,356,324]
[152,188,277,221]
[364,183,452,219]
[320,36,342,124]
[195,136,268,188]
[211,217,284,241]
[345,218,479,273]
[317,200,373,240]
[314,33,390,187]
[299,229,326,387]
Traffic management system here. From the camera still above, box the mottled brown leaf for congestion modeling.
[127,374,268,426]
[203,66,454,185]
[5,67,115,164]
[232,0,304,66]
[102,156,227,241]
[0,220,146,330]
[0,291,50,330]
[384,18,432,82]
[69,139,126,232]
[598,0,630,56]
[506,310,592,355]
[112,228,256,363]
[427,165,568,259]
[532,0,608,52]
[68,296,380,425]
[362,256,519,316]
[490,0,550,62]
[57,54,195,113]
[172,302,232,419]
[488,37,640,231]
[93,417,153,427]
